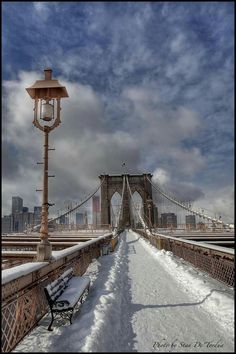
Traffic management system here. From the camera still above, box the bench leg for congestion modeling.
[48,312,55,331]
[69,309,74,325]
[82,287,90,302]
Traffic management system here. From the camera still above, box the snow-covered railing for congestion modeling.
[152,231,234,256]
[134,229,234,288]
[2,232,113,353]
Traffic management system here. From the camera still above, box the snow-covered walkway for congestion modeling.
[14,230,234,352]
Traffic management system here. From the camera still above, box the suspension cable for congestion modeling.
[113,175,126,229]
[126,175,151,234]
[147,177,233,229]
[51,177,106,222]
[31,177,106,231]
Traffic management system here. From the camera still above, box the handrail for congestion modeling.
[152,231,234,255]
[2,232,112,286]
[1,231,114,353]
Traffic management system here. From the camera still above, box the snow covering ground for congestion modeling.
[13,230,234,352]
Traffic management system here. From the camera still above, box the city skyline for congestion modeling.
[2,194,95,224]
[2,2,234,222]
[2,192,205,231]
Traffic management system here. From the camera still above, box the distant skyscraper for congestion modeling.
[34,206,42,213]
[34,206,42,226]
[59,215,69,225]
[2,215,12,233]
[92,196,100,225]
[161,213,177,228]
[11,212,34,233]
[12,196,23,214]
[84,211,88,225]
[76,213,84,225]
[59,215,64,224]
[22,207,29,213]
[186,215,196,229]
[12,213,25,232]
[28,212,34,228]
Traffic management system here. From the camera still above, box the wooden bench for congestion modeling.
[44,268,90,331]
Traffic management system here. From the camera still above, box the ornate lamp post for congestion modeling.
[26,68,69,261]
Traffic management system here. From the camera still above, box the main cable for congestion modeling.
[147,177,232,229]
[31,177,106,231]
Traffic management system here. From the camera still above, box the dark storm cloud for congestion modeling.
[2,142,21,179]
[2,2,234,220]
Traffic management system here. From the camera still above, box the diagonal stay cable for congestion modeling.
[49,177,106,222]
[147,177,232,229]
[115,175,126,228]
[31,177,106,231]
[126,175,151,234]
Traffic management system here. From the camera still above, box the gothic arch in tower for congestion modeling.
[99,173,154,227]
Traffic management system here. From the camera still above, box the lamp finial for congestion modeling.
[44,68,52,80]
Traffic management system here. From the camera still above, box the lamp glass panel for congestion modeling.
[42,102,54,120]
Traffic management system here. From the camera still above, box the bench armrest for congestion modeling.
[54,300,70,309]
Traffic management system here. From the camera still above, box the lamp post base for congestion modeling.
[36,241,53,262]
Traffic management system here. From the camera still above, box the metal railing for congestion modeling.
[2,233,114,353]
[134,229,234,288]
[26,224,112,233]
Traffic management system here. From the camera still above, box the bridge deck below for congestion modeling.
[14,230,234,353]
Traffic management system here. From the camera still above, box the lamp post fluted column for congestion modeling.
[26,68,69,262]
[39,129,50,235]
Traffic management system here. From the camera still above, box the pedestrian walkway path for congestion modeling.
[14,230,234,352]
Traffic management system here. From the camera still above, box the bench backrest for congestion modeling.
[44,268,74,306]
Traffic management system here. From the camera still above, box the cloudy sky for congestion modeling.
[2,2,234,222]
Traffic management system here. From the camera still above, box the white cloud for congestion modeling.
[3,71,41,147]
[175,107,201,135]
[2,3,233,223]
[3,71,230,221]
[2,71,141,215]
[194,186,234,223]
[170,32,186,53]
[169,147,206,176]
[33,2,50,20]
[152,168,170,185]
[121,84,205,176]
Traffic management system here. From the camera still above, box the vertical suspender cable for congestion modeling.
[114,175,126,230]
[32,177,106,231]
[147,177,232,229]
[126,175,151,235]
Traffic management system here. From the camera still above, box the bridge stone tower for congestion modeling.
[99,174,154,228]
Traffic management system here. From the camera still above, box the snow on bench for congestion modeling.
[44,268,90,331]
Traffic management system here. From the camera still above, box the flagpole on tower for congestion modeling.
[122,162,127,174]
